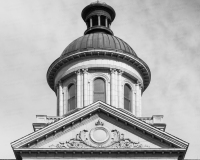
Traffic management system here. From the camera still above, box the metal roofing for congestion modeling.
[61,33,137,57]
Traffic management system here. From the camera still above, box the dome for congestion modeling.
[61,33,137,57]
[47,2,151,93]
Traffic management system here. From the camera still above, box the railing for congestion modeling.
[36,115,62,124]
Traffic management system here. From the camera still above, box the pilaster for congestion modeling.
[135,81,142,117]
[58,81,64,116]
[107,80,110,105]
[82,68,88,106]
[88,81,92,104]
[75,69,81,108]
[63,85,67,114]
[56,83,59,116]
[114,69,118,108]
[132,86,136,115]
[139,84,142,116]
[110,68,117,107]
[118,69,123,108]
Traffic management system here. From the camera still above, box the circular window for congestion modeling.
[90,127,110,143]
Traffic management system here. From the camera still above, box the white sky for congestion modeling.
[0,0,200,159]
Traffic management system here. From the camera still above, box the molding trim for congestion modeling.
[46,50,151,93]
[11,102,189,150]
[13,148,186,160]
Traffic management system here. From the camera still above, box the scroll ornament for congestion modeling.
[49,128,149,149]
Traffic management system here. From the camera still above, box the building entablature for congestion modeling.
[14,148,187,160]
[47,50,151,92]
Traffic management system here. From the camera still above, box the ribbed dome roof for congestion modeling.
[47,2,151,93]
[61,33,137,57]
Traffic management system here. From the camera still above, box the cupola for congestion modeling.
[82,1,115,35]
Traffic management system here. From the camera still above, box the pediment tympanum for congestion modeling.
[34,116,159,149]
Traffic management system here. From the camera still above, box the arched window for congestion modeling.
[124,84,132,111]
[93,78,106,102]
[68,84,75,111]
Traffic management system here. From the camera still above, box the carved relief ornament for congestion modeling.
[49,119,149,149]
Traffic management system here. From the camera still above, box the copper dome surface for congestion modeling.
[61,33,137,57]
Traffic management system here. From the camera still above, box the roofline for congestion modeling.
[11,101,188,149]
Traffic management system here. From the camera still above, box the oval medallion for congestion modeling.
[90,127,110,143]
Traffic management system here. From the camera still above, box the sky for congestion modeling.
[0,0,200,159]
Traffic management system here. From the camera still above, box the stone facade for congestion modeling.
[56,61,142,116]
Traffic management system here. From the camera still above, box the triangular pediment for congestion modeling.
[11,101,188,151]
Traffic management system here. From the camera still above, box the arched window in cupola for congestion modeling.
[93,78,106,102]
[124,84,132,112]
[68,84,75,111]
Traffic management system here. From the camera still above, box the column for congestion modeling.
[132,85,136,115]
[114,69,118,108]
[63,86,67,114]
[90,18,93,27]
[58,81,64,116]
[88,81,92,104]
[82,68,88,106]
[118,70,123,108]
[105,17,108,27]
[107,81,110,105]
[135,81,142,117]
[80,72,83,108]
[139,84,142,116]
[98,15,101,26]
[110,68,117,107]
[75,69,81,108]
[110,68,115,106]
[56,84,59,116]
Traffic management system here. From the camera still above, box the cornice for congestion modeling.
[14,148,187,160]
[46,50,151,93]
[84,26,113,35]
[14,148,187,153]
